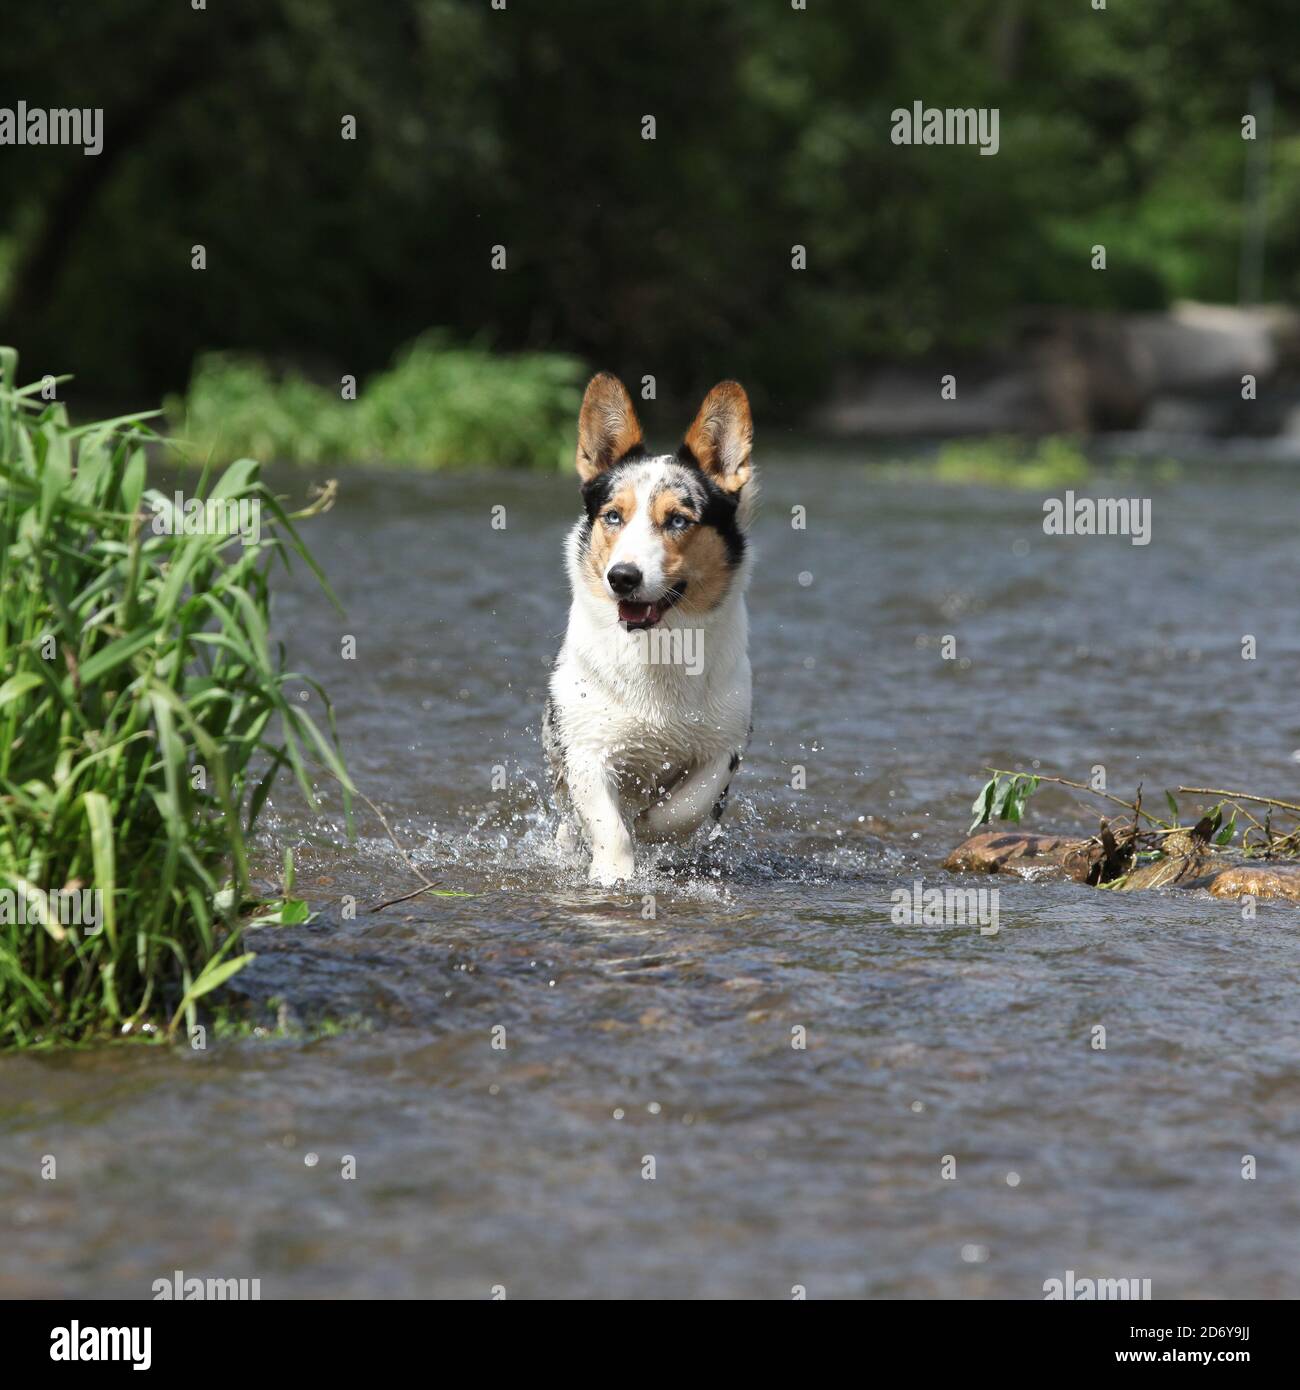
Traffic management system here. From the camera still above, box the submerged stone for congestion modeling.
[1113,833,1211,891]
[943,831,1088,879]
[1204,864,1300,904]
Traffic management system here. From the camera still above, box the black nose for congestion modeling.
[606,562,643,596]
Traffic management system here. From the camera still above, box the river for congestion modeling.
[3,453,1298,1298]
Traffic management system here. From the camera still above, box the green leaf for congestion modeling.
[171,952,256,1020]
[0,672,43,710]
[121,447,146,517]
[74,627,157,687]
[244,897,314,928]
[82,791,117,948]
[969,776,998,834]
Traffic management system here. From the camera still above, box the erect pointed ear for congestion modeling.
[575,373,644,482]
[681,381,753,493]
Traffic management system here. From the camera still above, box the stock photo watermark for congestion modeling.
[891,880,1000,935]
[1043,1270,1152,1300]
[891,102,1000,156]
[0,885,102,934]
[152,1269,261,1300]
[627,625,704,674]
[49,1324,150,1370]
[150,492,262,545]
[1043,491,1152,545]
[0,102,102,155]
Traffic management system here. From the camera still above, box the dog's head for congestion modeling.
[570,373,755,631]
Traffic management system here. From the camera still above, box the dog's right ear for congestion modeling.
[575,373,644,482]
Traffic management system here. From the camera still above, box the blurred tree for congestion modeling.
[0,0,1295,414]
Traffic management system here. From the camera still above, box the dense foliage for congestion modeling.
[171,334,584,469]
[1,0,1296,417]
[0,349,348,1043]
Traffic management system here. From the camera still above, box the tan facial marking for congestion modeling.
[642,486,732,613]
[650,488,697,531]
[583,482,639,599]
[671,524,732,614]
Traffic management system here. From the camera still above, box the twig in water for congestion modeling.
[308,759,445,910]
[986,768,1172,828]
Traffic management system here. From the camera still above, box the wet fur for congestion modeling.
[547,376,755,886]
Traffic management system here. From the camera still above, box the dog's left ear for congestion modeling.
[681,382,753,493]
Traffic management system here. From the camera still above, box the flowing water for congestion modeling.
[3,454,1299,1299]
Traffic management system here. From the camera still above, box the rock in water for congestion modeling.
[1204,864,1300,904]
[943,831,1089,879]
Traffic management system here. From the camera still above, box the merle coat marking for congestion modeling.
[546,374,756,885]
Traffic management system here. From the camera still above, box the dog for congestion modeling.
[544,373,755,886]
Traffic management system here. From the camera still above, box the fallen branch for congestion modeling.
[307,759,452,911]
[369,880,450,913]
[970,767,1300,864]
[984,768,1172,828]
[1177,787,1300,816]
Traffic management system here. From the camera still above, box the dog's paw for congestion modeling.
[588,852,634,887]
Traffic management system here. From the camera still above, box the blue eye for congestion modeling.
[666,514,692,532]
[603,509,622,526]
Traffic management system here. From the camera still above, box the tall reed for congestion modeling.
[0,348,349,1045]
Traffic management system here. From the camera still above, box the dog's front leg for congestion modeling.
[569,763,635,886]
[639,750,740,840]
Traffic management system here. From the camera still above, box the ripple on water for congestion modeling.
[5,459,1299,1297]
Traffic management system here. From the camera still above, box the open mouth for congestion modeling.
[618,584,686,630]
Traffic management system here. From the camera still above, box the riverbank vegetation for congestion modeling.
[882,438,1183,490]
[0,349,349,1046]
[169,334,585,470]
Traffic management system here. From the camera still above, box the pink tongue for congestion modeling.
[619,600,658,625]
